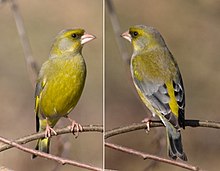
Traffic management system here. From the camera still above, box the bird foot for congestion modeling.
[45,124,57,138]
[142,117,152,133]
[67,119,83,138]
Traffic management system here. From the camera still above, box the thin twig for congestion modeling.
[105,142,205,171]
[0,0,7,5]
[9,0,39,87]
[51,135,70,171]
[106,0,129,65]
[105,119,220,139]
[0,125,103,152]
[143,128,165,171]
[0,166,14,171]
[0,136,102,171]
[106,0,145,102]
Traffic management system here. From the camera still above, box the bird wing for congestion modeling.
[34,78,47,132]
[132,58,185,129]
[173,73,185,128]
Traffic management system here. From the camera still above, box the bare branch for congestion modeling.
[0,166,14,171]
[0,136,102,171]
[0,125,103,152]
[106,0,129,65]
[105,119,220,139]
[143,129,165,171]
[0,0,7,5]
[9,0,39,87]
[105,142,205,171]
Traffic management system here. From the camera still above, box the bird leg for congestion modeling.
[45,119,57,138]
[142,116,152,133]
[65,116,83,138]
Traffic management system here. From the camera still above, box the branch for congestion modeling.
[105,119,220,139]
[0,166,13,171]
[0,125,103,152]
[0,136,102,171]
[9,0,39,87]
[106,0,129,65]
[105,142,205,171]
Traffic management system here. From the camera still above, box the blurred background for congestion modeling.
[106,0,220,171]
[0,0,102,170]
[1,0,220,170]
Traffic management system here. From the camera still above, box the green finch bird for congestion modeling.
[122,25,187,161]
[32,28,95,158]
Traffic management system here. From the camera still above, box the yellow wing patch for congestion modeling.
[166,81,178,117]
[35,96,40,114]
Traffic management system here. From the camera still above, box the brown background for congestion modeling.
[0,0,102,171]
[1,0,220,171]
[106,0,220,171]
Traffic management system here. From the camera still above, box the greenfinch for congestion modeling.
[32,28,95,158]
[122,25,187,161]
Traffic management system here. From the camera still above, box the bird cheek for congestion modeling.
[72,42,81,50]
[133,43,141,52]
[59,38,73,51]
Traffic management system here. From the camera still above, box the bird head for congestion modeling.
[121,25,166,53]
[50,29,96,57]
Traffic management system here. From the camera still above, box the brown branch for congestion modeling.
[0,0,7,5]
[105,142,205,171]
[106,0,146,101]
[0,125,103,152]
[105,119,220,139]
[0,136,102,171]
[0,166,14,171]
[9,0,39,87]
[143,129,165,171]
[106,0,129,65]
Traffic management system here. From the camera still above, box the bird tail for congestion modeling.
[166,126,187,161]
[32,138,50,159]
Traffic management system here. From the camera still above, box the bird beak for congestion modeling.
[81,33,96,45]
[121,30,132,42]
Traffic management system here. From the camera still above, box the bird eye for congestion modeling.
[133,31,138,37]
[71,33,77,38]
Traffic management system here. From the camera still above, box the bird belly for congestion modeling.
[40,66,86,119]
[136,86,158,117]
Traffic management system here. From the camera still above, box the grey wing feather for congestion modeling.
[173,72,185,128]
[35,81,42,132]
[134,77,170,113]
[35,81,42,99]
[133,76,180,129]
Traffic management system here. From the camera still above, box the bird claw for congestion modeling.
[45,124,57,138]
[142,118,151,133]
[68,120,83,138]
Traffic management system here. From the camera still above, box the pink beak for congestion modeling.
[81,33,96,45]
[121,30,132,42]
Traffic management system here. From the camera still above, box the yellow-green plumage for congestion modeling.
[132,53,179,117]
[122,25,187,161]
[32,29,95,158]
[38,55,86,120]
